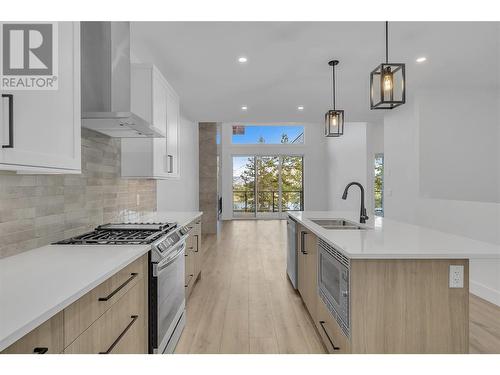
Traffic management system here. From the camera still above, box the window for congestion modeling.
[232,125,304,144]
[374,153,384,217]
[232,155,304,218]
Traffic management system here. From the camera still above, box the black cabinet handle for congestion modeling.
[194,235,199,252]
[98,273,138,301]
[1,94,13,148]
[185,274,194,288]
[33,347,48,354]
[319,321,340,351]
[300,231,308,254]
[99,315,138,354]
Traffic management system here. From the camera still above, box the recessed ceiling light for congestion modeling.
[241,105,248,111]
[297,106,304,111]
[238,57,248,63]
[416,57,427,63]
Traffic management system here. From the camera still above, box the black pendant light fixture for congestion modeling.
[370,21,406,109]
[325,59,344,137]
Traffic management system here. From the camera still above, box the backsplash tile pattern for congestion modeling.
[0,129,156,258]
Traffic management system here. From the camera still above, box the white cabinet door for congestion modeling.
[166,86,179,178]
[0,22,81,172]
[152,69,169,176]
[122,64,170,179]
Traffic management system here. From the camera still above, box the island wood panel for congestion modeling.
[350,259,469,353]
[1,312,64,354]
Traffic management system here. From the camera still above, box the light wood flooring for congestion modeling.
[175,220,500,354]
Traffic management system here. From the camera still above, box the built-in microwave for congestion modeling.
[318,238,350,337]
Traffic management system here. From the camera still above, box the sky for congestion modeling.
[232,125,304,144]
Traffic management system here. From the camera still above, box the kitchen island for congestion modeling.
[288,211,500,354]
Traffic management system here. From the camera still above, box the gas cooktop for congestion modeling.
[54,222,177,245]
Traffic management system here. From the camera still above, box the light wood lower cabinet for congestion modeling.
[297,224,318,322]
[316,296,351,354]
[64,255,146,346]
[1,254,148,354]
[64,281,146,354]
[1,312,64,354]
[185,218,203,301]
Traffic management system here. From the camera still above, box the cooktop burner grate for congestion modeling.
[54,222,177,245]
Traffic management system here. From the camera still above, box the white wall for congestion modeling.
[326,123,370,214]
[157,115,199,211]
[220,122,327,220]
[384,88,500,306]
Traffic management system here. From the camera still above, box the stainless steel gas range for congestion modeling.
[55,222,188,354]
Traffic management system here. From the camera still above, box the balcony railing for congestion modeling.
[233,190,303,213]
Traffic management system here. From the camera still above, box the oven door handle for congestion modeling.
[157,242,186,273]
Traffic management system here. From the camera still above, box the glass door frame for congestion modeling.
[232,153,304,219]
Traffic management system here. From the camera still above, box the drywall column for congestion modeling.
[199,122,218,234]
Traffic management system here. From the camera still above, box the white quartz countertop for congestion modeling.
[0,211,202,352]
[288,211,500,260]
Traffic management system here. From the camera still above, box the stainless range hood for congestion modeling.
[81,22,164,138]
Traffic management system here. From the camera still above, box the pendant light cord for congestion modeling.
[385,21,389,63]
[332,63,336,110]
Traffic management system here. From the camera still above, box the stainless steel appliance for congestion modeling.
[54,222,187,354]
[286,216,298,289]
[80,22,164,138]
[318,238,350,337]
[149,225,188,353]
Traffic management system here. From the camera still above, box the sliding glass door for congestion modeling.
[233,156,256,218]
[233,155,303,218]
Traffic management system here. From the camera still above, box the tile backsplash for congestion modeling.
[0,129,156,258]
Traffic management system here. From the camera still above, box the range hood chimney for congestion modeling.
[81,22,164,138]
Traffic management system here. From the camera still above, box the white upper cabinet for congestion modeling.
[166,84,180,178]
[121,63,180,179]
[0,22,81,173]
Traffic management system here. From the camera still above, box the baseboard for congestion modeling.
[470,280,500,307]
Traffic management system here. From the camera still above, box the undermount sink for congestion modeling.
[310,218,364,230]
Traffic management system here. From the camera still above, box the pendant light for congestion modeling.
[370,21,406,109]
[325,60,344,137]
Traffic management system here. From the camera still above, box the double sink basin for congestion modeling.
[310,218,365,230]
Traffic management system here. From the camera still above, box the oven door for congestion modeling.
[154,241,186,353]
[318,243,349,331]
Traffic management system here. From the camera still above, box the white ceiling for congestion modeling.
[131,22,499,123]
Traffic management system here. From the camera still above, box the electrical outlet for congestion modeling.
[449,265,464,288]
